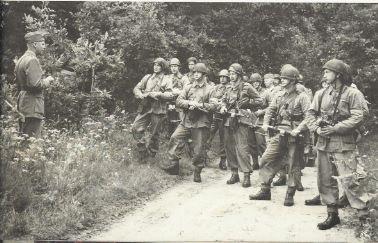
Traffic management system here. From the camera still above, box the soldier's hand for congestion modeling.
[290,129,301,137]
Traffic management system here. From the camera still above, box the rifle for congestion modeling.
[251,124,304,139]
[4,99,25,122]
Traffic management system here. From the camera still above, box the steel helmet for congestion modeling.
[250,73,262,83]
[153,57,168,70]
[170,58,181,66]
[187,57,197,64]
[218,69,229,78]
[323,59,352,85]
[280,64,300,81]
[229,63,243,75]
[264,73,275,80]
[193,63,208,74]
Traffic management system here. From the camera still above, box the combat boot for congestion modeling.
[305,195,321,206]
[193,166,202,183]
[226,169,240,184]
[249,187,271,200]
[284,187,296,206]
[242,172,251,188]
[165,162,179,175]
[219,157,227,170]
[317,212,340,230]
[273,175,286,186]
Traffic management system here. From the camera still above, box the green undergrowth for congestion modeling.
[0,113,200,240]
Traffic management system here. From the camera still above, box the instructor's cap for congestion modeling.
[25,30,46,43]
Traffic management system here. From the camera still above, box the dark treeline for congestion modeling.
[2,2,378,125]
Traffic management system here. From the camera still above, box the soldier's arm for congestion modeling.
[26,58,48,92]
[133,74,150,99]
[305,89,323,133]
[176,86,191,109]
[263,95,278,126]
[203,87,217,112]
[159,75,175,100]
[332,90,366,133]
[296,93,312,131]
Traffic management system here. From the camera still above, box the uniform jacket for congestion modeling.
[182,72,195,88]
[176,79,216,128]
[306,85,368,152]
[220,81,261,126]
[264,86,311,133]
[133,73,172,115]
[15,50,47,119]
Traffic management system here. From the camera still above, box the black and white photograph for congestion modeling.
[1,1,378,241]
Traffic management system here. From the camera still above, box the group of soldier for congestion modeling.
[131,55,369,231]
[15,30,370,232]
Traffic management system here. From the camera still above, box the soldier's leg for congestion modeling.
[132,112,151,161]
[22,117,42,138]
[191,127,210,182]
[255,127,267,157]
[248,126,259,170]
[235,124,254,187]
[333,151,367,210]
[224,126,240,184]
[164,124,190,175]
[250,135,286,200]
[147,113,165,156]
[218,121,227,169]
[283,142,302,206]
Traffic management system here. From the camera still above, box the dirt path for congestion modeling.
[89,167,359,242]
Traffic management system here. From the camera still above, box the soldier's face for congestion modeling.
[273,78,280,86]
[323,69,337,84]
[229,70,238,82]
[194,71,203,81]
[188,62,195,72]
[219,76,228,84]
[264,78,273,87]
[170,65,179,74]
[154,63,162,73]
[280,78,292,88]
[34,41,46,54]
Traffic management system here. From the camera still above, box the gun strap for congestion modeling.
[331,84,345,124]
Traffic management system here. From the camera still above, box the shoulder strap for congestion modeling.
[317,87,328,115]
[331,84,345,123]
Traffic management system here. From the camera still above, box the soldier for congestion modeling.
[165,58,184,136]
[15,30,54,138]
[132,57,172,162]
[218,63,261,187]
[249,64,311,206]
[182,57,197,87]
[250,73,265,93]
[207,69,230,170]
[305,59,369,230]
[165,63,216,181]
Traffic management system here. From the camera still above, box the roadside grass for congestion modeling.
[343,133,378,241]
[0,113,197,239]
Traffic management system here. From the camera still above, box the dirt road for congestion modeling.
[90,167,359,242]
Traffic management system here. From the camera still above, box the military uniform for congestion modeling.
[166,79,215,172]
[15,50,48,137]
[221,79,260,185]
[164,72,184,136]
[207,82,229,163]
[132,72,173,158]
[306,85,368,212]
[182,72,195,87]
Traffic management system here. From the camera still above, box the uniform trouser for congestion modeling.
[224,124,252,173]
[206,118,226,159]
[132,112,164,155]
[167,124,209,168]
[317,150,367,213]
[19,117,42,138]
[248,126,267,159]
[259,134,302,189]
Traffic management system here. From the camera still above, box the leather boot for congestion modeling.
[252,156,259,170]
[337,195,350,208]
[226,169,240,184]
[284,187,296,206]
[317,212,340,230]
[193,167,202,183]
[165,162,179,175]
[249,187,271,200]
[242,172,251,188]
[296,181,304,191]
[305,195,321,206]
[273,175,286,186]
[219,157,227,170]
